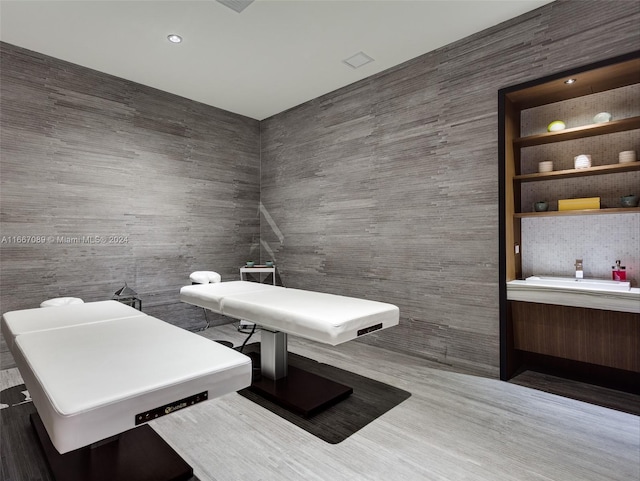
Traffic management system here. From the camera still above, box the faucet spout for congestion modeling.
[574,259,584,279]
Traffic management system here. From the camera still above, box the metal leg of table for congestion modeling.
[260,330,288,380]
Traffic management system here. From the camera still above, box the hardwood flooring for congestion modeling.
[1,324,638,481]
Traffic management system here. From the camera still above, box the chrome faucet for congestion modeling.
[574,259,583,279]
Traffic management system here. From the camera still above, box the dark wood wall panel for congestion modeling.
[260,1,640,375]
[0,43,260,367]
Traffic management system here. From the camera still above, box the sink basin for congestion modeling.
[525,276,631,292]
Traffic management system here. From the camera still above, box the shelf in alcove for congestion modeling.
[514,161,640,182]
[513,116,640,148]
[514,207,640,218]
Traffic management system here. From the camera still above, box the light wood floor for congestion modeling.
[2,323,639,481]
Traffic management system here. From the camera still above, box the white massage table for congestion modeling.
[1,300,252,481]
[180,281,399,416]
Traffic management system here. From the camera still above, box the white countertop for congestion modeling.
[507,280,640,314]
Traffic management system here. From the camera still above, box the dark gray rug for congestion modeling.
[1,386,53,481]
[0,385,201,481]
[1,347,411,479]
[238,343,412,444]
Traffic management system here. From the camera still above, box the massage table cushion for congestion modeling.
[180,281,399,345]
[180,281,279,313]
[5,304,252,454]
[1,300,146,352]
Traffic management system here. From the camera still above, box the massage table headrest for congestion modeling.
[190,271,222,284]
[40,297,84,308]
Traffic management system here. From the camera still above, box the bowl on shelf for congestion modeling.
[620,195,639,208]
[246,261,255,267]
[538,161,553,173]
[534,201,549,212]
[593,112,612,123]
[619,151,636,163]
[265,261,274,267]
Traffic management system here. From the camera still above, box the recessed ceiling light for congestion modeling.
[343,51,374,69]
[564,78,576,84]
[167,34,182,44]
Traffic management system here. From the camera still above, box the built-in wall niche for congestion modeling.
[498,51,640,386]
[500,53,640,283]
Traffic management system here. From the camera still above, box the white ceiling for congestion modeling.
[0,0,552,120]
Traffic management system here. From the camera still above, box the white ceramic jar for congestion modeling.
[538,161,554,173]
[574,154,592,169]
[619,151,636,163]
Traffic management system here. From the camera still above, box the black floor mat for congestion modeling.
[237,343,411,444]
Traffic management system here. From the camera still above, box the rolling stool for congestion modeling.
[189,271,233,348]
[40,297,84,308]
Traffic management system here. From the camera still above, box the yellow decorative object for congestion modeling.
[558,197,600,211]
[547,120,566,132]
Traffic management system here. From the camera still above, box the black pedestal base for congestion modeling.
[31,413,193,481]
[250,365,353,417]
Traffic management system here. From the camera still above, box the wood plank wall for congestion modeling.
[1,1,639,375]
[0,43,260,366]
[259,0,640,375]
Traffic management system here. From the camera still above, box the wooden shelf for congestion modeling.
[513,116,640,148]
[514,207,640,218]
[514,161,640,182]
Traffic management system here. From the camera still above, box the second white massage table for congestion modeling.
[1,300,252,481]
[180,281,399,416]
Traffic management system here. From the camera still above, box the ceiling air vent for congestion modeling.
[343,51,375,69]
[216,0,255,13]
